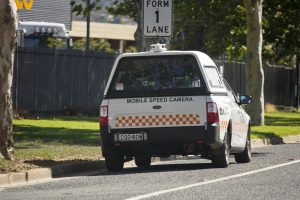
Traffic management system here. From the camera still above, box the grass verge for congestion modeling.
[1,116,101,173]
[251,111,300,139]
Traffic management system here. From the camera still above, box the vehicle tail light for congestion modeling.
[207,102,219,123]
[100,105,108,127]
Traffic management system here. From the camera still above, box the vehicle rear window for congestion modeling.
[107,55,207,97]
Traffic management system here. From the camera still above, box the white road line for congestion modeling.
[125,160,300,200]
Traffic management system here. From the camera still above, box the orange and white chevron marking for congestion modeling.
[220,121,228,130]
[114,114,200,128]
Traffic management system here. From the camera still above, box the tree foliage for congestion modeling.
[70,0,102,16]
[107,0,140,21]
[125,45,137,53]
[105,0,298,64]
[73,38,114,52]
[263,0,300,66]
[171,0,247,60]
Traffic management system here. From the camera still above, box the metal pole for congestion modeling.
[295,56,300,110]
[15,34,19,112]
[86,0,90,51]
[34,47,38,116]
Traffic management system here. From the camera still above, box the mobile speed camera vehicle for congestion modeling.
[100,44,252,171]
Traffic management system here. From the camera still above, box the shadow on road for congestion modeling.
[251,152,273,157]
[101,162,213,176]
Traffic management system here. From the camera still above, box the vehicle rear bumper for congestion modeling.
[100,125,224,156]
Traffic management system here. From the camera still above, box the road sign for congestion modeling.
[16,0,34,10]
[143,0,173,37]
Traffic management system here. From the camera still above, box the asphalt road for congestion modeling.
[1,144,299,200]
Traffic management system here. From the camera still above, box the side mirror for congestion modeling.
[239,95,252,105]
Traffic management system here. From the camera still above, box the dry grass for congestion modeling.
[264,103,278,113]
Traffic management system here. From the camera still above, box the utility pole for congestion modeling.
[86,0,90,51]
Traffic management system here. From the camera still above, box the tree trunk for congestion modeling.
[0,0,18,160]
[243,0,265,125]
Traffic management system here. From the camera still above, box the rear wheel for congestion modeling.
[235,129,251,163]
[135,155,151,168]
[105,151,124,172]
[212,133,230,168]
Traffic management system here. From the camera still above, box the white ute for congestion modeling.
[100,44,252,171]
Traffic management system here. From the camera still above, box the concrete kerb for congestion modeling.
[251,135,300,147]
[8,172,27,185]
[0,135,299,187]
[0,174,9,186]
[0,160,106,187]
[27,168,52,182]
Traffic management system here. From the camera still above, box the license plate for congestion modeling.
[116,132,147,142]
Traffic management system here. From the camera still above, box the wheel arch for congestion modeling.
[227,120,233,146]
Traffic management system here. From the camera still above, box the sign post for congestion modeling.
[143,0,173,37]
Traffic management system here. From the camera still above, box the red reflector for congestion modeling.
[100,105,108,127]
[207,102,219,123]
[100,116,108,127]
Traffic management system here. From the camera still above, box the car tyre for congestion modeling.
[135,155,151,168]
[212,133,230,168]
[105,151,124,172]
[235,128,251,163]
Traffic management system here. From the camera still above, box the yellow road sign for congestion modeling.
[16,0,34,11]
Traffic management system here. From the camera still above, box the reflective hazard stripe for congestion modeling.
[114,114,200,128]
[220,121,228,130]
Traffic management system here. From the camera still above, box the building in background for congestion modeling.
[71,0,137,52]
[17,0,137,52]
[18,0,72,30]
[70,21,137,53]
